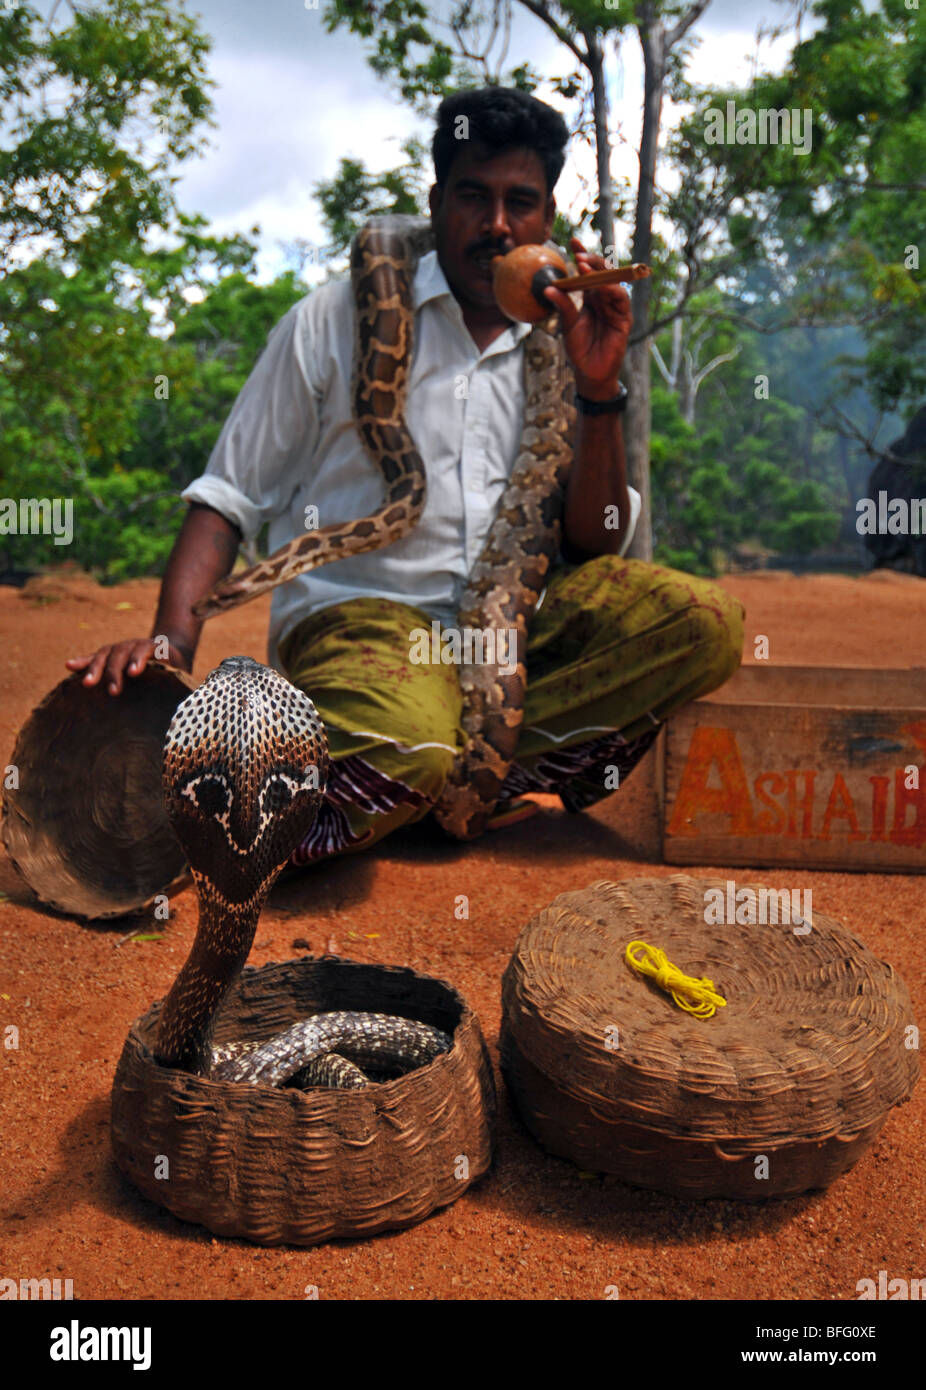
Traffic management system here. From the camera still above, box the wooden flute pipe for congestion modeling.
[492,243,651,323]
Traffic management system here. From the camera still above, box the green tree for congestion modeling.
[0,0,212,267]
[668,0,926,419]
[131,263,308,498]
[0,0,215,575]
[650,361,840,574]
[312,137,431,259]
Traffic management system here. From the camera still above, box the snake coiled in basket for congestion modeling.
[109,658,495,1242]
[153,654,450,1086]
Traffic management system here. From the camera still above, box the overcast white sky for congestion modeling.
[173,0,811,281]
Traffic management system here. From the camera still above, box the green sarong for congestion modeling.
[279,553,744,862]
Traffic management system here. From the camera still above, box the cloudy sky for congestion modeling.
[173,0,811,281]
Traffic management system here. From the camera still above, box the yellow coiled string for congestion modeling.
[625,940,727,1019]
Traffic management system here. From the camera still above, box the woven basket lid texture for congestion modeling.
[1,663,194,919]
[502,876,918,1159]
[111,957,497,1245]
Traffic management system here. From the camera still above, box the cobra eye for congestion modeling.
[189,776,230,817]
[261,776,295,815]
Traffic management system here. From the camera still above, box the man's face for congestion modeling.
[429,143,555,314]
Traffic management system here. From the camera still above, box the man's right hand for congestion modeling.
[64,503,242,696]
[66,638,192,695]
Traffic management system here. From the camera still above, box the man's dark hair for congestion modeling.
[432,86,569,195]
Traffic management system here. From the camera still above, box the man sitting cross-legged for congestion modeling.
[67,86,744,862]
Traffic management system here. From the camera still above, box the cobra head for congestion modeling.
[162,656,329,905]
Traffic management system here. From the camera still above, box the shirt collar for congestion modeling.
[414,248,533,352]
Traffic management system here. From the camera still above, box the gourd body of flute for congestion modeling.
[491,244,650,323]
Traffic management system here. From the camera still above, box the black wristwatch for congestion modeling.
[574,381,628,415]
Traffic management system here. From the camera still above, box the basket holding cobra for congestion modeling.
[110,655,495,1245]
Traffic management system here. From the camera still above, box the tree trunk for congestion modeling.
[584,31,615,251]
[680,354,696,426]
[624,14,666,560]
[516,0,713,562]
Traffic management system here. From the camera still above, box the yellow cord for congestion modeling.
[625,940,727,1019]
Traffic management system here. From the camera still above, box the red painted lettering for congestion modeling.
[890,766,926,846]
[784,769,815,838]
[668,727,756,836]
[819,773,865,841]
[869,775,890,842]
[753,772,787,834]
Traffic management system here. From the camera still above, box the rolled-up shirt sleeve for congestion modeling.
[182,299,321,542]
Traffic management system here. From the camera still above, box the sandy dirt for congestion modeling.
[0,566,923,1301]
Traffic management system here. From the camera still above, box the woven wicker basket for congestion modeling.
[111,955,496,1245]
[2,663,194,919]
[501,876,919,1199]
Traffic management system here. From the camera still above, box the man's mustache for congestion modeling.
[467,242,512,259]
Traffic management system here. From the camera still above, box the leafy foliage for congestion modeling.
[668,0,926,414]
[314,138,430,256]
[2,0,923,585]
[0,0,304,580]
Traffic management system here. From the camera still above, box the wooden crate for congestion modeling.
[661,666,926,873]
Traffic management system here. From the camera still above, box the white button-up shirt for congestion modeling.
[182,249,641,667]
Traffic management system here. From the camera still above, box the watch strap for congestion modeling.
[574,381,628,415]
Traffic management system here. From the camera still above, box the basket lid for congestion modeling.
[502,875,918,1148]
[2,662,194,919]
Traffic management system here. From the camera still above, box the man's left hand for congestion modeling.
[541,236,633,400]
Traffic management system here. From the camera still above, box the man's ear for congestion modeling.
[428,183,442,219]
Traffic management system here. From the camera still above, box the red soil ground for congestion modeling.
[0,567,923,1301]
